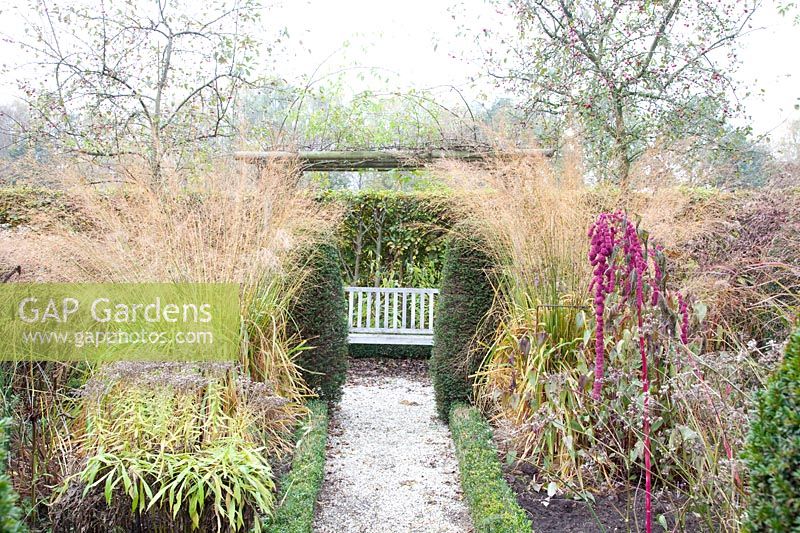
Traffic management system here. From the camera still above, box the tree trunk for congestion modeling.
[612,91,631,187]
[373,207,386,287]
[352,219,365,285]
[150,32,173,188]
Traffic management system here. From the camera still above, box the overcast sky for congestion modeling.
[2,0,798,145]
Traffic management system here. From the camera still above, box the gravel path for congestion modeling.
[314,359,473,533]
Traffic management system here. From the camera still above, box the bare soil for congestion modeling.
[500,455,705,532]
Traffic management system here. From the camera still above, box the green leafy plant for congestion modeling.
[52,363,295,532]
[81,442,275,532]
[743,329,800,532]
[319,190,453,288]
[0,418,26,533]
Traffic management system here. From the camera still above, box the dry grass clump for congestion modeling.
[434,154,591,308]
[0,157,341,529]
[14,157,340,400]
[636,188,800,346]
[435,154,598,480]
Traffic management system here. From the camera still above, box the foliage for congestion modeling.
[291,243,349,403]
[661,189,800,346]
[452,158,790,531]
[743,329,800,533]
[483,213,693,489]
[448,404,532,533]
[478,202,776,530]
[52,363,295,532]
[1,162,336,530]
[320,190,453,288]
[264,401,328,533]
[14,0,270,182]
[242,275,314,404]
[57,163,334,404]
[482,0,758,183]
[431,229,496,420]
[0,418,26,533]
[0,186,83,230]
[348,344,431,359]
[241,76,483,151]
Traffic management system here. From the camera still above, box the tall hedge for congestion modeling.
[292,243,348,403]
[318,190,453,287]
[743,328,800,532]
[430,230,496,420]
[0,418,26,533]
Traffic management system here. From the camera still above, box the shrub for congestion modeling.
[264,400,328,533]
[449,404,532,533]
[430,230,496,419]
[0,418,26,533]
[0,186,83,230]
[743,328,800,532]
[348,344,430,359]
[292,243,349,403]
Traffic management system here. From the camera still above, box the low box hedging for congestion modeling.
[743,328,800,532]
[264,401,329,533]
[348,344,431,359]
[291,243,349,403]
[449,404,532,533]
[430,229,496,419]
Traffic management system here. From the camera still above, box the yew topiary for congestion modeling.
[430,229,496,420]
[292,242,349,403]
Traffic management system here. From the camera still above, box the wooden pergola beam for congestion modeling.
[233,149,553,171]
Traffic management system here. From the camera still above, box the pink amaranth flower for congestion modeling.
[588,211,622,401]
[651,245,664,307]
[588,212,652,533]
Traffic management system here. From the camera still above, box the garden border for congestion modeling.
[449,403,532,533]
[263,401,329,533]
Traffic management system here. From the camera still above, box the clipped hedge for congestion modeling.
[449,404,532,533]
[292,242,349,403]
[430,230,496,419]
[264,401,328,533]
[0,418,26,533]
[743,328,800,532]
[319,190,453,288]
[349,344,431,359]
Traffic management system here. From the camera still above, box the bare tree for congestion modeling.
[14,0,270,184]
[482,0,760,184]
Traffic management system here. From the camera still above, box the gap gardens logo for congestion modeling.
[0,283,240,362]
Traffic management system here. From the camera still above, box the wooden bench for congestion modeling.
[345,287,438,346]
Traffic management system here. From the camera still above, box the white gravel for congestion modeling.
[313,362,473,533]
